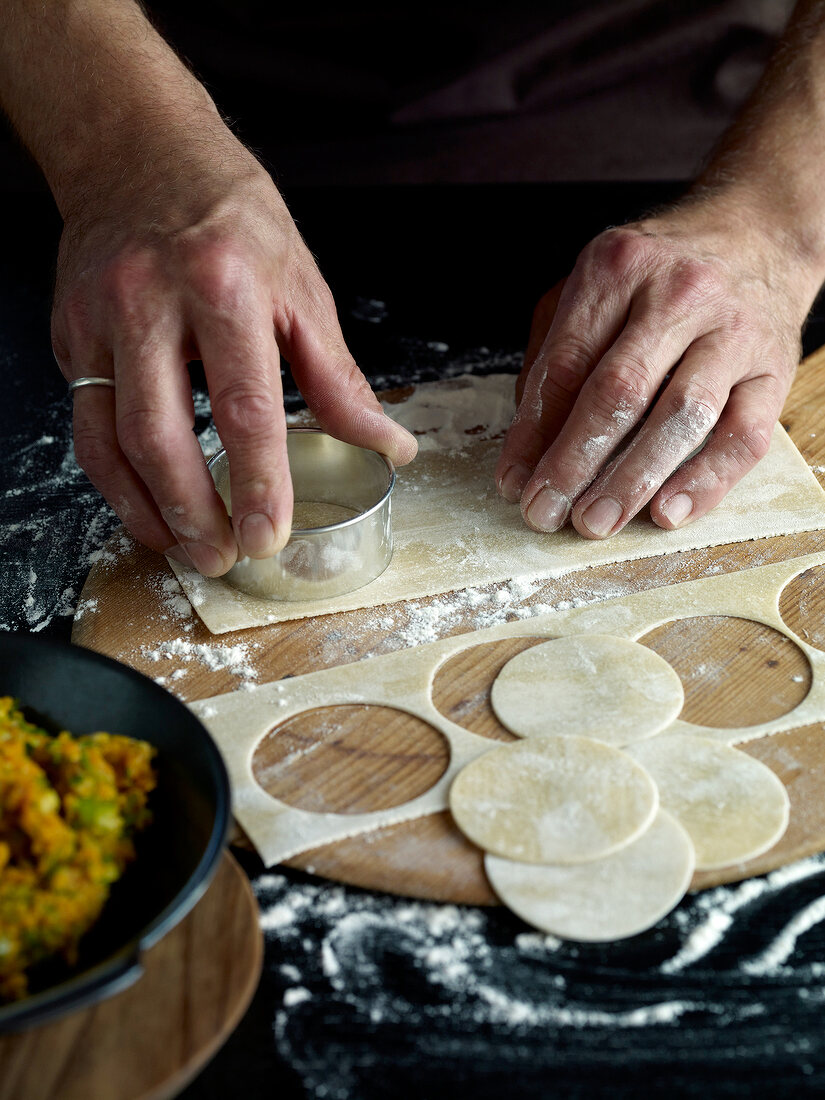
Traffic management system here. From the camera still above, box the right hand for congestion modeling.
[52,142,417,577]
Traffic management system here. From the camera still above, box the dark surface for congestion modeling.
[0,632,230,1033]
[3,183,825,1097]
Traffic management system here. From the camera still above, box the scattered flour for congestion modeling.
[140,637,258,684]
[283,987,313,1008]
[73,597,99,622]
[663,853,825,975]
[356,575,626,655]
[741,894,825,976]
[382,374,516,453]
[251,848,825,1100]
[157,574,193,619]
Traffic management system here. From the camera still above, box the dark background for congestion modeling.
[5,2,825,1096]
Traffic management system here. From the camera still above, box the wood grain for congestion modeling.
[0,853,262,1100]
[72,348,825,904]
[252,704,450,814]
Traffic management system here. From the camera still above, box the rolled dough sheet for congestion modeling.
[484,810,695,942]
[490,635,684,746]
[628,735,790,871]
[170,375,825,634]
[192,550,825,868]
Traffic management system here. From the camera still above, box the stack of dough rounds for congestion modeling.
[627,735,790,870]
[449,737,658,865]
[484,811,695,942]
[448,635,789,942]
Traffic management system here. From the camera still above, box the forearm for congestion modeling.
[691,0,825,304]
[0,0,251,220]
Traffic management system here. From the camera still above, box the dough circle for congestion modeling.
[490,634,684,747]
[484,810,695,942]
[449,735,658,864]
[628,734,790,870]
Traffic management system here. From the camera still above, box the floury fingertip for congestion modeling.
[659,492,694,528]
[498,463,531,503]
[523,486,570,532]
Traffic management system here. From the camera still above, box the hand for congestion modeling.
[495,201,816,538]
[52,143,417,576]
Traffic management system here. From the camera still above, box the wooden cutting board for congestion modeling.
[0,852,262,1100]
[73,349,825,904]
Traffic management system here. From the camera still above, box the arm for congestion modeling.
[496,0,825,538]
[0,0,416,575]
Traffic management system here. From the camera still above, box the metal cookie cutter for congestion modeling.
[207,428,395,601]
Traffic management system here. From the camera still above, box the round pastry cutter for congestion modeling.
[208,428,395,600]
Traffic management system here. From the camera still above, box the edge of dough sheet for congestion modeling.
[192,549,825,868]
[170,375,825,633]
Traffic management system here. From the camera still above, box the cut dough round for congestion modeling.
[449,735,658,864]
[485,810,695,942]
[628,734,790,871]
[490,635,683,747]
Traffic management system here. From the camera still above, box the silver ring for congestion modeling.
[68,376,116,393]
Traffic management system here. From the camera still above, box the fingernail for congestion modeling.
[239,512,281,558]
[525,487,570,532]
[184,541,226,577]
[580,497,623,538]
[499,463,531,503]
[661,492,693,528]
[165,545,192,567]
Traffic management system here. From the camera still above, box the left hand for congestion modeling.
[495,201,816,538]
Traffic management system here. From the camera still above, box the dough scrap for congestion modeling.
[171,375,825,633]
[628,734,790,870]
[490,634,683,746]
[448,735,658,865]
[484,810,695,942]
[191,551,825,879]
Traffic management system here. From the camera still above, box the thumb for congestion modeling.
[282,301,418,467]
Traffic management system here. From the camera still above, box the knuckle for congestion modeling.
[117,406,177,469]
[212,383,279,439]
[588,356,652,419]
[589,228,650,278]
[546,337,596,395]
[99,248,159,308]
[666,381,721,439]
[666,260,722,312]
[728,419,773,466]
[182,237,255,314]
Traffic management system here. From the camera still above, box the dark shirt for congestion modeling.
[146,2,795,183]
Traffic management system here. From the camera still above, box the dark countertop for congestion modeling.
[4,183,825,1099]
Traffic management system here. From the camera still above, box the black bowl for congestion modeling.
[0,632,230,1032]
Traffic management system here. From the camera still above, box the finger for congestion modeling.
[54,293,185,557]
[517,287,713,534]
[495,266,632,504]
[649,374,787,530]
[52,279,95,384]
[194,281,292,560]
[72,385,182,554]
[515,279,566,405]
[283,280,418,467]
[570,336,730,538]
[113,312,237,577]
